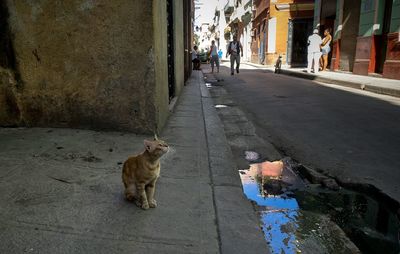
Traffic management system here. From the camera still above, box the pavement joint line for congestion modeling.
[201,71,271,251]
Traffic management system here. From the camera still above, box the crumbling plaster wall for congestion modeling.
[0,0,169,133]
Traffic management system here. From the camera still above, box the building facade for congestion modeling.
[315,0,400,79]
[0,1,193,133]
[224,0,253,62]
[251,0,269,64]
[205,0,253,62]
[251,0,314,66]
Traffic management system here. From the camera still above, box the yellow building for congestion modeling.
[251,0,314,66]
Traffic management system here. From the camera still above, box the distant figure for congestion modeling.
[306,29,322,74]
[208,40,220,73]
[192,45,200,70]
[226,35,243,75]
[320,28,332,71]
[274,55,282,74]
[218,49,223,60]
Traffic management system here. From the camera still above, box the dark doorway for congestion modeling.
[375,0,393,73]
[319,15,335,68]
[288,18,313,67]
[319,0,337,69]
[320,0,337,23]
[166,0,175,102]
[0,1,16,71]
[183,0,193,82]
[259,20,266,64]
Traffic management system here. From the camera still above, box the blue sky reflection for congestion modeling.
[239,165,300,254]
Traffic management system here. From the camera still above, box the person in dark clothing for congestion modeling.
[226,35,243,75]
[192,45,200,70]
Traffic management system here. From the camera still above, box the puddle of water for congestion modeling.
[295,188,400,254]
[239,160,400,254]
[239,161,304,254]
[215,104,228,108]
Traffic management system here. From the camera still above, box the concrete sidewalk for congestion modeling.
[0,71,268,253]
[244,62,400,98]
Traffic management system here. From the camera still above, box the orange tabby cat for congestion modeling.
[122,135,169,210]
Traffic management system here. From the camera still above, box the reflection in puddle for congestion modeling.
[215,104,228,108]
[239,161,302,253]
[238,160,399,254]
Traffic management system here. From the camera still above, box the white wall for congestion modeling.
[242,24,252,62]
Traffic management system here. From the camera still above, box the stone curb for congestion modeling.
[280,69,400,98]
[243,62,400,98]
[197,70,270,254]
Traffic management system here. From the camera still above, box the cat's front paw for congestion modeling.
[134,200,149,210]
[141,202,150,210]
[149,199,157,208]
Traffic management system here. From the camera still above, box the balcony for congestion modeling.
[244,0,252,10]
[241,11,252,26]
[224,2,234,17]
[208,24,216,33]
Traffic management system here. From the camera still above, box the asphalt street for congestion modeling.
[205,63,400,204]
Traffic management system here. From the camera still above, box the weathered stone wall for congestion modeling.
[1,0,170,133]
[153,1,169,133]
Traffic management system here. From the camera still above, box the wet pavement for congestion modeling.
[238,157,400,254]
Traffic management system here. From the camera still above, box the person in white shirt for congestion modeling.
[191,45,200,70]
[226,35,243,75]
[307,29,322,74]
[208,40,219,73]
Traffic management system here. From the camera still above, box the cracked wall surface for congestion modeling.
[0,0,170,133]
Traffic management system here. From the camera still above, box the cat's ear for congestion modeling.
[144,140,155,152]
[154,133,158,141]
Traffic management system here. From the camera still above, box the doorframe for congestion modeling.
[166,0,175,102]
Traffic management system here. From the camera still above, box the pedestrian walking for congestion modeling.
[192,45,200,70]
[208,40,219,73]
[319,28,332,71]
[306,29,322,74]
[226,35,243,75]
